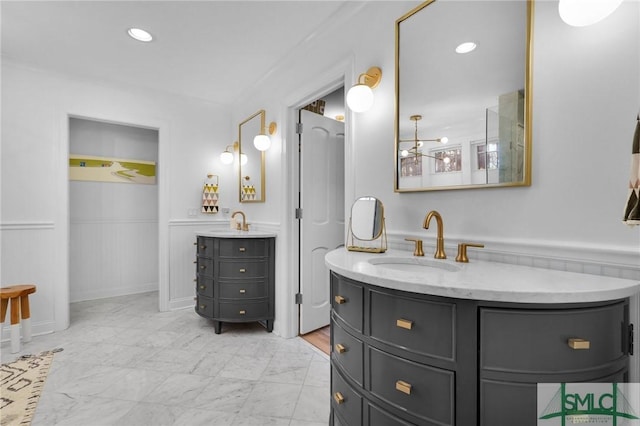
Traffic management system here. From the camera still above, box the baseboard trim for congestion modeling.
[169,296,197,311]
[70,283,158,303]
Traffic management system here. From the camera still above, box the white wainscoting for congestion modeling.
[0,222,58,339]
[69,218,158,302]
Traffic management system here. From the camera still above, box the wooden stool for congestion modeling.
[1,284,37,353]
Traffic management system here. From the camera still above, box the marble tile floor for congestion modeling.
[0,291,330,426]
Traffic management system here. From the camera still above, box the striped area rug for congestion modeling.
[0,349,62,426]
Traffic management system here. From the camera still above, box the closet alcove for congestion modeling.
[68,117,159,304]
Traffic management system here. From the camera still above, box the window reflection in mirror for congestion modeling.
[395,0,532,192]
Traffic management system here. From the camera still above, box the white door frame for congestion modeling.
[56,111,170,331]
[279,56,356,338]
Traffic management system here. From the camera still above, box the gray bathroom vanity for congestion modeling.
[325,248,640,425]
[195,230,276,334]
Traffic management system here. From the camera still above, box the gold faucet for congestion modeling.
[231,210,249,231]
[423,210,446,259]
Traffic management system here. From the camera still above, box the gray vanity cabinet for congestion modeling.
[479,303,629,426]
[329,272,631,426]
[195,236,275,334]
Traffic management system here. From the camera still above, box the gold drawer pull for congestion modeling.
[239,268,246,273]
[333,392,345,404]
[335,343,346,354]
[568,338,590,350]
[335,295,346,304]
[239,247,246,252]
[200,265,206,269]
[199,285,205,290]
[396,380,412,395]
[396,318,413,330]
[199,305,206,310]
[200,245,206,249]
[239,289,246,294]
[239,310,246,315]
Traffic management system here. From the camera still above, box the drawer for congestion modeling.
[479,368,627,426]
[196,257,213,277]
[195,295,213,318]
[218,280,267,299]
[332,319,364,386]
[369,289,455,361]
[218,260,267,279]
[219,300,269,320]
[367,402,414,426]
[368,346,455,426]
[218,238,270,258]
[480,302,627,374]
[196,276,213,298]
[331,274,364,332]
[332,367,362,426]
[196,236,213,258]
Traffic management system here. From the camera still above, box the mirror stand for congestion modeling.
[346,217,387,253]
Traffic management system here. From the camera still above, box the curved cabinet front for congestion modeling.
[195,236,275,334]
[329,272,631,426]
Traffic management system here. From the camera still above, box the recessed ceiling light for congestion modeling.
[455,42,477,54]
[127,28,153,42]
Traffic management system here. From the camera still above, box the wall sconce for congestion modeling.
[253,121,277,151]
[220,141,247,165]
[346,66,382,113]
[559,0,623,26]
[220,143,236,165]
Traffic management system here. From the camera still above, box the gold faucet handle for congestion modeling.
[243,223,250,232]
[455,243,484,263]
[405,238,425,257]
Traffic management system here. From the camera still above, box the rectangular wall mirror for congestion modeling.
[238,110,266,202]
[395,0,533,192]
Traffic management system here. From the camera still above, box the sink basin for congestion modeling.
[368,257,462,272]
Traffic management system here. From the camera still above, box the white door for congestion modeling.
[299,109,345,334]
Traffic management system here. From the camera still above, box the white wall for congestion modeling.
[1,61,234,334]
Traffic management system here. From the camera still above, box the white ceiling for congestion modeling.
[1,1,348,105]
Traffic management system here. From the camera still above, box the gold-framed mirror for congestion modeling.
[395,0,533,192]
[238,110,266,202]
[346,196,387,253]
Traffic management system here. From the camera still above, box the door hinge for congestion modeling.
[295,293,303,304]
[628,323,634,355]
[295,208,303,219]
[296,122,303,134]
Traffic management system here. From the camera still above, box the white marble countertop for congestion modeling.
[325,248,640,304]
[196,229,276,238]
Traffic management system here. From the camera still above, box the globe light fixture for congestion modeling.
[346,66,382,113]
[559,0,623,26]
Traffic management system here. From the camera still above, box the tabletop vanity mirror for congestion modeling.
[346,196,387,253]
[238,110,266,202]
[395,0,533,192]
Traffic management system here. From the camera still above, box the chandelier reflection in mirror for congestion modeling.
[398,115,448,159]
